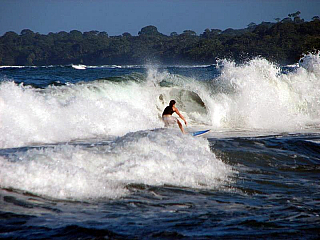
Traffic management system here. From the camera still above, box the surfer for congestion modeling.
[162,100,187,133]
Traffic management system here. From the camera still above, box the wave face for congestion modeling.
[1,54,320,148]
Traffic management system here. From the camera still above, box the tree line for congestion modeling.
[0,12,319,66]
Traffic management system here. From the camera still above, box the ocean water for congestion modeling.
[0,55,319,239]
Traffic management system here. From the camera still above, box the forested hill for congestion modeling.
[1,15,320,66]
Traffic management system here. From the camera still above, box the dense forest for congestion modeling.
[0,12,320,66]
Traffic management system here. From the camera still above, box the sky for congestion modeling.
[0,0,319,37]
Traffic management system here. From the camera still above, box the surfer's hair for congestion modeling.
[169,100,176,107]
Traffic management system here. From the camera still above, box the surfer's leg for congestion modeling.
[177,119,185,134]
[162,116,169,127]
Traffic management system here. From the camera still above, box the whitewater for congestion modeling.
[1,55,320,149]
[0,54,319,239]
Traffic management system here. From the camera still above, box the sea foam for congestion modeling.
[1,54,320,148]
[204,54,320,130]
[0,77,163,148]
[0,129,233,200]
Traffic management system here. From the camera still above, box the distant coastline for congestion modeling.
[1,13,319,66]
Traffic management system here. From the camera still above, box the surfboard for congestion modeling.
[191,129,210,136]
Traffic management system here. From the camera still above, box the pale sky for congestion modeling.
[0,0,319,36]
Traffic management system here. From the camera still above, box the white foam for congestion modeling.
[71,64,86,70]
[0,129,234,200]
[85,65,144,69]
[0,79,163,149]
[203,55,320,130]
[0,66,37,69]
[2,54,320,148]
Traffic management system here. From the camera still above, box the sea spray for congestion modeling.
[1,55,320,148]
[0,80,163,148]
[205,56,320,130]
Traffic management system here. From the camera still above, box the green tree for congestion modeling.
[1,14,320,66]
[138,26,161,36]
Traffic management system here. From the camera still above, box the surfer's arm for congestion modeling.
[174,107,187,125]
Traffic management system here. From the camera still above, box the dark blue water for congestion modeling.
[0,65,218,88]
[0,64,319,239]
